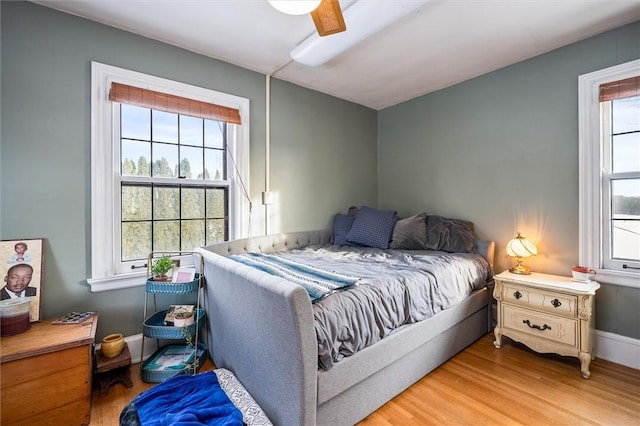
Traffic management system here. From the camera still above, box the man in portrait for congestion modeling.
[1,263,37,299]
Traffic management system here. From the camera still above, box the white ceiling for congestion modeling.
[33,0,640,110]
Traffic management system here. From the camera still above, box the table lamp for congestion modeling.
[506,232,537,275]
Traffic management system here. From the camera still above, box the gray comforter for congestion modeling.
[263,245,492,370]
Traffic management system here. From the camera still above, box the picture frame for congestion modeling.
[0,238,45,322]
[172,267,196,283]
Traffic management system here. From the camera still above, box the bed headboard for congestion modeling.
[202,230,332,256]
[475,239,495,272]
[202,229,494,271]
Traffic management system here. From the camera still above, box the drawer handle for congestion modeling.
[513,291,522,300]
[551,298,562,308]
[523,319,551,331]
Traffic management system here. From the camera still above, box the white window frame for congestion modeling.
[88,62,250,292]
[578,59,640,289]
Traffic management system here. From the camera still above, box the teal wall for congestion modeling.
[378,21,640,339]
[0,2,377,339]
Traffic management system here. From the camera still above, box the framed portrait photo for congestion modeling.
[0,238,45,322]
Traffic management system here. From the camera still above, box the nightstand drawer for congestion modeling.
[502,304,578,347]
[502,283,577,317]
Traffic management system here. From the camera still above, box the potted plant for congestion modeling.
[150,255,174,281]
[174,310,195,327]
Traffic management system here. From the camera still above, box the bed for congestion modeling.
[196,210,495,426]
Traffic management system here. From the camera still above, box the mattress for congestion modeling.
[232,245,492,370]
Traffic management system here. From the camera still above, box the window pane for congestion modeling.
[153,187,180,220]
[122,104,150,141]
[122,221,151,261]
[612,97,640,134]
[206,188,226,218]
[181,219,205,251]
[152,110,178,143]
[152,143,178,177]
[205,120,224,148]
[180,146,203,179]
[206,219,226,244]
[611,178,640,261]
[122,140,151,177]
[122,185,151,221]
[612,218,640,261]
[153,220,180,252]
[205,148,225,180]
[612,133,640,173]
[182,187,205,219]
[180,116,203,147]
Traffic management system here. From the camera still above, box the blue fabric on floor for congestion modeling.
[134,371,243,426]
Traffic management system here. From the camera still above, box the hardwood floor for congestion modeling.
[360,334,640,425]
[90,334,640,425]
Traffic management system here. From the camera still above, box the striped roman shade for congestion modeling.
[599,76,639,102]
[109,82,241,124]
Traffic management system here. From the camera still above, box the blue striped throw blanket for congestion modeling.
[230,253,359,303]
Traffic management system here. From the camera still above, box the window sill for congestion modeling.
[88,271,146,293]
[593,269,639,289]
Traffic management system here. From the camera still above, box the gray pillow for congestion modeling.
[390,212,427,250]
[425,215,475,253]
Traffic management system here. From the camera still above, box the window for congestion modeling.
[578,60,639,288]
[118,104,229,262]
[89,63,250,292]
[601,93,640,270]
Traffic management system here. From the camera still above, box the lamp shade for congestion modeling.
[268,0,321,15]
[506,232,537,275]
[506,232,537,258]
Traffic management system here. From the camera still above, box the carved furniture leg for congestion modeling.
[579,351,592,379]
[493,327,502,348]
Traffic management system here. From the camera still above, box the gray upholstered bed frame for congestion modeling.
[196,230,495,426]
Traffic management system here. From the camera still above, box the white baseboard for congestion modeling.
[97,333,150,364]
[114,330,640,371]
[124,334,145,363]
[595,329,640,370]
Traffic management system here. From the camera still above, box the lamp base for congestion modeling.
[509,265,532,275]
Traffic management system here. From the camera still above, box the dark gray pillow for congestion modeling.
[425,215,475,253]
[390,212,427,250]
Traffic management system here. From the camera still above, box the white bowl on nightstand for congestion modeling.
[571,266,595,282]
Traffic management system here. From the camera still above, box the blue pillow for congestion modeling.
[346,206,397,249]
[333,213,356,245]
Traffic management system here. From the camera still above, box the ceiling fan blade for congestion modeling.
[311,0,346,37]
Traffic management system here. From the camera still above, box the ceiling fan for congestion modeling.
[268,0,346,37]
[271,0,428,67]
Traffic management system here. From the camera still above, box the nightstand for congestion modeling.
[0,315,98,424]
[492,271,600,379]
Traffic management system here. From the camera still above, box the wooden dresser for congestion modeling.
[0,315,98,425]
[493,271,599,378]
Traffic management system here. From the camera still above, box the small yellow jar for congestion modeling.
[101,333,125,357]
